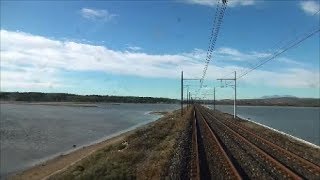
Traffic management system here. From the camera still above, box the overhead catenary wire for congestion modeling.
[206,0,221,57]
[312,9,320,16]
[200,0,221,86]
[237,27,320,79]
[198,2,319,101]
[202,3,227,81]
[200,0,228,89]
[219,10,320,80]
[204,24,319,100]
[230,25,319,80]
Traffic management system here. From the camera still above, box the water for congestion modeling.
[208,105,320,146]
[0,103,179,178]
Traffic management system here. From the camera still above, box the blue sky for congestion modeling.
[1,0,319,99]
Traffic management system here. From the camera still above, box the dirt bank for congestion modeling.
[10,132,130,180]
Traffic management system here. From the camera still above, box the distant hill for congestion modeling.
[1,92,319,107]
[201,97,320,107]
[0,92,179,104]
[260,95,297,99]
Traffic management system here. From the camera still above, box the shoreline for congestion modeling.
[205,105,319,146]
[1,101,319,107]
[9,114,163,180]
[240,115,320,149]
[0,101,178,107]
[10,131,129,180]
[0,101,98,107]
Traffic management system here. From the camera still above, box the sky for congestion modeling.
[0,0,319,99]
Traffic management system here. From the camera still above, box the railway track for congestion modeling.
[190,107,241,179]
[196,105,320,179]
[203,106,320,178]
[190,110,200,180]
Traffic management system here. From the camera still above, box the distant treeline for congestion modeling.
[0,92,179,104]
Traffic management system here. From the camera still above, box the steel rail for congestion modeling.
[198,106,302,179]
[203,107,320,178]
[195,106,242,179]
[190,110,200,180]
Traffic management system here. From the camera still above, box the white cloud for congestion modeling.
[80,8,117,21]
[215,47,270,61]
[127,46,142,51]
[243,68,320,88]
[0,29,318,91]
[187,47,272,63]
[300,1,320,15]
[1,66,64,90]
[180,47,272,63]
[208,47,305,68]
[277,57,306,66]
[185,0,256,7]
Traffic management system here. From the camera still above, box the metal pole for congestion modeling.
[181,71,183,116]
[189,92,191,106]
[187,90,188,108]
[187,86,189,108]
[234,71,237,119]
[188,91,190,107]
[187,91,188,108]
[214,87,216,111]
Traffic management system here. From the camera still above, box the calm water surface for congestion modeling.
[208,105,320,146]
[0,103,179,178]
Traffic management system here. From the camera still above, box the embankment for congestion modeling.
[10,108,193,180]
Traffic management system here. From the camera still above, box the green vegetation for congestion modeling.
[0,92,178,104]
[49,108,193,179]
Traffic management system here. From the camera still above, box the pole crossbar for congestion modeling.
[217,78,235,80]
[183,79,201,80]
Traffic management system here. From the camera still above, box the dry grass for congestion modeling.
[49,108,193,179]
